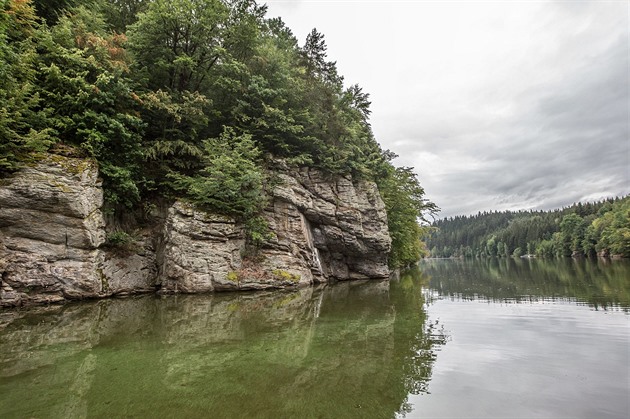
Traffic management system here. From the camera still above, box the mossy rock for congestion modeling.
[226,271,240,283]
[271,269,301,283]
[45,154,97,176]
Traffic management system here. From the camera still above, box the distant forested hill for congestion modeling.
[426,196,630,258]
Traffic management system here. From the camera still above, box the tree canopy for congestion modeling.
[0,0,436,267]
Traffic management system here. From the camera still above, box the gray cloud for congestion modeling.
[265,1,629,218]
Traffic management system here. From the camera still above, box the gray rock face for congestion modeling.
[158,166,391,293]
[0,156,391,305]
[100,233,158,296]
[262,166,391,281]
[158,201,245,293]
[0,156,107,306]
[0,156,156,306]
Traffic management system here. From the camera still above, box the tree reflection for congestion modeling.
[418,258,630,311]
[0,279,448,418]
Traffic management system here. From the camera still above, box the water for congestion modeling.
[410,258,629,418]
[0,258,628,418]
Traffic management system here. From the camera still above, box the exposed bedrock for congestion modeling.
[0,156,391,306]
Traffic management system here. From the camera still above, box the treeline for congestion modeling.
[427,197,630,258]
[0,0,437,267]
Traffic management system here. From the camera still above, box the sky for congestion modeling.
[263,0,629,219]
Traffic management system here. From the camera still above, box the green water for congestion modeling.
[0,258,628,418]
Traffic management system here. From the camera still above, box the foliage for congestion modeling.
[104,230,138,254]
[3,0,437,261]
[169,127,265,217]
[590,198,630,257]
[101,0,148,32]
[378,163,438,268]
[0,0,53,171]
[30,0,99,24]
[127,0,230,93]
[427,197,630,258]
[34,6,145,207]
[105,230,133,246]
[245,215,274,246]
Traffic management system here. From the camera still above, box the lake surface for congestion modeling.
[0,258,628,418]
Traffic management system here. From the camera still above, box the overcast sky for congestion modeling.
[264,0,629,219]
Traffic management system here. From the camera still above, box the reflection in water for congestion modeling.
[3,259,625,418]
[0,279,446,418]
[419,257,630,311]
[411,258,629,419]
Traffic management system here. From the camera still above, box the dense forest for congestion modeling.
[0,0,437,268]
[427,196,630,259]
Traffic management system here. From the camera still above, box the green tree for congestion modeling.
[592,198,630,257]
[127,0,230,93]
[301,27,342,87]
[169,126,264,218]
[379,165,437,267]
[101,0,148,32]
[35,6,145,207]
[31,0,98,24]
[558,213,586,256]
[0,0,53,172]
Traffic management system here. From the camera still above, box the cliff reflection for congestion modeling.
[419,258,630,310]
[0,278,446,418]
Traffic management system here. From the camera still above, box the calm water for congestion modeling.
[0,258,628,418]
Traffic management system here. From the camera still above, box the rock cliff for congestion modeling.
[0,155,391,307]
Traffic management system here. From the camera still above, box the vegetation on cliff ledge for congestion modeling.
[0,0,437,268]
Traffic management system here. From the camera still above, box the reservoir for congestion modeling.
[0,258,628,418]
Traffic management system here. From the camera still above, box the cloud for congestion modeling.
[264,1,629,218]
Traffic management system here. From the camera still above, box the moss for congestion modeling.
[98,268,110,293]
[45,154,96,176]
[271,269,300,283]
[46,176,73,193]
[226,271,240,283]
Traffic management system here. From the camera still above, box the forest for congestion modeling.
[427,196,630,259]
[0,0,437,268]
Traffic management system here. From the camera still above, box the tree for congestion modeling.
[31,0,98,24]
[592,198,630,257]
[301,28,342,87]
[169,126,264,217]
[127,0,230,93]
[101,0,149,32]
[35,6,145,207]
[379,165,438,267]
[0,0,53,172]
[558,213,586,256]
